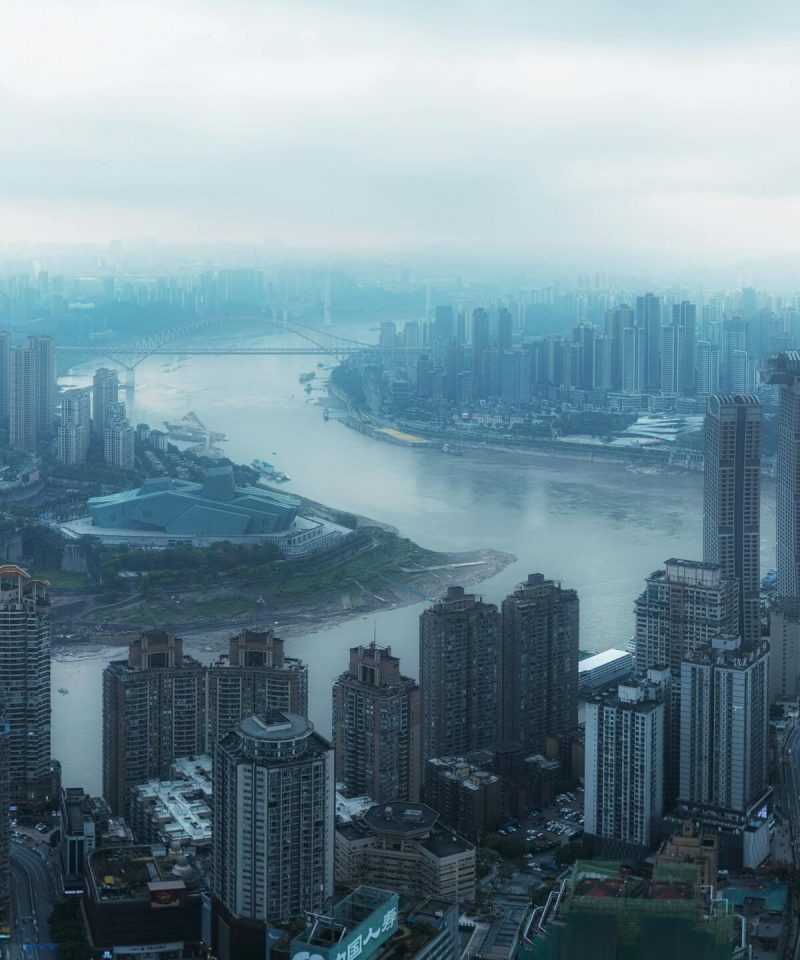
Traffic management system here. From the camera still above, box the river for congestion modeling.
[52,322,778,795]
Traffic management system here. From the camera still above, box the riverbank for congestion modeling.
[50,528,515,646]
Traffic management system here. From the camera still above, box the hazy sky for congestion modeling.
[3,1,800,264]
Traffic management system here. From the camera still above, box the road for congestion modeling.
[781,721,800,866]
[8,839,59,960]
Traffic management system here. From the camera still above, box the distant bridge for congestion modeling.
[55,313,417,385]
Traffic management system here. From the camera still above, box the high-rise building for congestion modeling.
[0,565,55,805]
[9,345,36,451]
[634,560,739,675]
[768,599,800,702]
[499,351,530,406]
[0,330,10,431]
[27,334,56,437]
[424,756,502,841]
[695,340,720,397]
[0,713,9,934]
[500,574,579,753]
[57,387,92,464]
[419,587,499,766]
[207,628,308,747]
[634,559,739,805]
[212,712,334,924]
[332,642,421,803]
[762,352,800,598]
[92,367,119,437]
[660,318,685,397]
[703,394,762,647]
[102,630,206,815]
[496,307,513,351]
[675,301,697,394]
[471,308,490,396]
[680,637,769,815]
[636,292,662,392]
[584,670,668,857]
[104,401,135,470]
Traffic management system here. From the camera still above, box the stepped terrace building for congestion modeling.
[62,465,350,557]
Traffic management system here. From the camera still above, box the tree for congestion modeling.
[554,841,585,865]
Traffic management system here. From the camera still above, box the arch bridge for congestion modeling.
[56,314,418,387]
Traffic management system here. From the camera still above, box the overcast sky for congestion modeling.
[3,1,800,266]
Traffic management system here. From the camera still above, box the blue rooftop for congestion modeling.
[88,466,300,538]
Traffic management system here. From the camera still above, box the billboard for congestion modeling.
[291,892,399,960]
[148,880,184,909]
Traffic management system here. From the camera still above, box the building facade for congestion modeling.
[500,574,579,752]
[102,630,206,815]
[9,344,36,451]
[584,671,668,858]
[335,802,475,904]
[57,387,92,464]
[679,638,769,816]
[420,587,499,768]
[0,564,55,805]
[27,334,56,437]
[207,629,308,746]
[424,756,502,841]
[762,352,800,598]
[92,367,119,437]
[212,712,334,924]
[0,714,9,935]
[769,599,800,702]
[703,394,762,647]
[332,642,421,803]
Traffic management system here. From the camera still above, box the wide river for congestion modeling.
[53,322,777,795]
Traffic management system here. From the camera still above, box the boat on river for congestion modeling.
[251,459,291,482]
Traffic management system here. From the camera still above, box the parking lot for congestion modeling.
[495,787,585,859]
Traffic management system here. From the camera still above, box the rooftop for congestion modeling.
[86,844,209,903]
[578,649,632,672]
[239,711,311,741]
[363,802,439,835]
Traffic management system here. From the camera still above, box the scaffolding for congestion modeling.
[520,861,735,960]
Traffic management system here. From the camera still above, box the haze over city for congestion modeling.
[2,1,800,276]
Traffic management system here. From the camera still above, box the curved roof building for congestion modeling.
[87,466,299,538]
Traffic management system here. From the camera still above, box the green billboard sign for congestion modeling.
[291,891,399,960]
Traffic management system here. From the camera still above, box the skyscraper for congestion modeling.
[703,394,762,647]
[471,308,490,397]
[499,574,579,752]
[332,642,421,802]
[636,292,661,392]
[57,387,92,464]
[212,712,334,924]
[0,331,10,431]
[634,559,739,805]
[27,334,56,437]
[660,318,685,397]
[584,670,668,857]
[92,367,120,437]
[207,628,308,747]
[419,587,499,766]
[634,560,739,674]
[103,400,136,470]
[675,301,696,394]
[0,565,54,805]
[102,630,206,815]
[9,345,36,451]
[680,637,769,815]
[0,713,10,934]
[762,352,800,598]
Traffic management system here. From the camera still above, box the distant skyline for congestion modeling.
[4,1,800,269]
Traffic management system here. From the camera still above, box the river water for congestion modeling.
[52,323,778,795]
